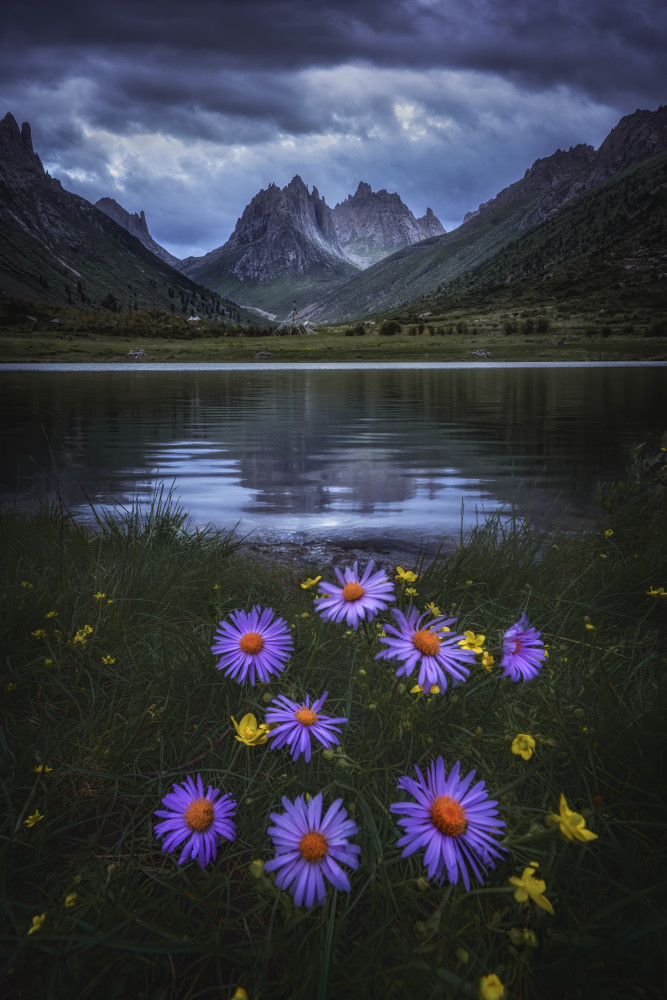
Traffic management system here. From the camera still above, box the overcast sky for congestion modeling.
[2,0,665,259]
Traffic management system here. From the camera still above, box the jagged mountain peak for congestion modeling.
[0,112,45,179]
[94,197,181,267]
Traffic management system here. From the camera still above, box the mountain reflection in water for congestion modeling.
[1,366,664,552]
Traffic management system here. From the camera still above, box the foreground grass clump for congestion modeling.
[2,454,667,1000]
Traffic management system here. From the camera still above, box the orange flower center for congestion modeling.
[412,629,441,656]
[239,631,264,655]
[342,582,364,602]
[183,797,215,832]
[430,796,467,837]
[295,707,318,726]
[299,830,327,862]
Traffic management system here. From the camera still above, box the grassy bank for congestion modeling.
[1,325,667,364]
[2,443,667,1000]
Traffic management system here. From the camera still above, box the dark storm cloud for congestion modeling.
[1,0,665,257]
[3,0,666,111]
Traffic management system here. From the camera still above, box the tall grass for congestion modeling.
[1,449,666,1000]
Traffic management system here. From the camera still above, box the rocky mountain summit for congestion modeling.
[178,175,445,313]
[0,111,224,313]
[95,198,181,267]
[330,182,445,266]
[464,106,667,232]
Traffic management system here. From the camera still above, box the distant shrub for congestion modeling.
[536,316,550,334]
[379,320,401,336]
[353,324,366,336]
[522,318,535,335]
[646,321,666,337]
[407,326,418,337]
[502,320,518,336]
[456,321,468,335]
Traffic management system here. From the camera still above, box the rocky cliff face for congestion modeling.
[0,113,45,182]
[572,104,667,194]
[330,182,445,266]
[182,175,354,285]
[95,198,181,267]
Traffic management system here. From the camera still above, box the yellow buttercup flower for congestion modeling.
[479,974,505,1000]
[93,592,106,600]
[511,733,536,760]
[547,793,598,842]
[231,713,270,746]
[25,810,44,827]
[6,682,18,691]
[604,529,614,537]
[458,630,485,653]
[45,610,58,618]
[64,892,77,908]
[21,580,34,589]
[300,576,322,589]
[424,602,442,616]
[31,629,47,639]
[28,913,47,935]
[410,683,440,696]
[509,863,554,913]
[395,566,418,583]
[102,655,116,665]
[33,765,52,774]
[231,989,248,1000]
[481,651,495,672]
[646,586,667,598]
[405,587,418,596]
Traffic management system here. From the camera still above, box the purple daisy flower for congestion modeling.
[500,614,546,682]
[264,792,360,907]
[375,607,476,692]
[265,691,348,762]
[153,774,237,867]
[211,605,294,685]
[390,758,506,890]
[314,560,395,630]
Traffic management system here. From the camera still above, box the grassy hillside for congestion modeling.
[307,194,538,322]
[402,152,667,330]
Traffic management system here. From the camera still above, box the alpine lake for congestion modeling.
[2,361,665,562]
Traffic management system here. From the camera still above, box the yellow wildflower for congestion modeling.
[45,610,58,618]
[44,658,53,666]
[646,586,667,598]
[479,974,505,1000]
[405,587,418,596]
[424,601,441,615]
[31,629,47,639]
[231,713,270,746]
[231,989,248,1000]
[547,793,598,843]
[64,892,77,908]
[25,810,44,828]
[102,655,116,665]
[585,623,595,631]
[410,683,440,696]
[481,651,495,672]
[249,860,264,878]
[93,592,106,600]
[53,629,62,641]
[212,583,220,589]
[300,611,310,618]
[300,576,322,589]
[28,913,46,935]
[509,863,554,913]
[20,580,34,588]
[465,579,473,586]
[511,733,536,760]
[6,682,18,691]
[604,529,614,537]
[395,566,418,583]
[458,630,485,654]
[33,765,52,774]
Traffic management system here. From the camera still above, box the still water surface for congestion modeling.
[1,364,665,554]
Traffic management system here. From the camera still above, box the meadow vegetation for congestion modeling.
[1,294,666,363]
[2,436,666,999]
